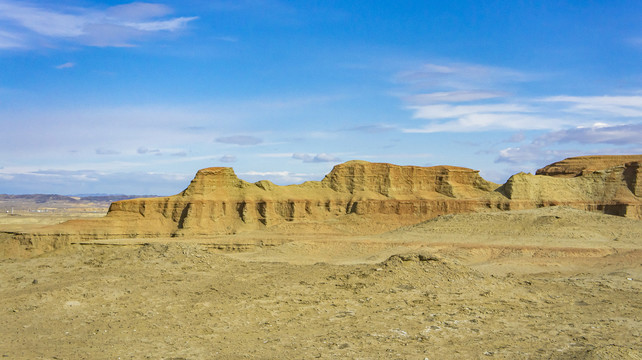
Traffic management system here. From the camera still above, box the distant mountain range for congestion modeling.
[0,194,158,204]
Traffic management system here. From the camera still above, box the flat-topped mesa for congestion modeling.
[535,155,642,177]
[22,156,642,244]
[321,160,497,198]
[502,155,642,218]
[78,160,508,238]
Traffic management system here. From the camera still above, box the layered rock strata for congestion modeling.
[535,155,642,178]
[26,156,642,240]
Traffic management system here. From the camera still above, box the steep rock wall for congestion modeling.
[320,160,496,198]
[535,155,642,177]
[507,156,642,217]
[25,156,642,240]
[46,162,506,237]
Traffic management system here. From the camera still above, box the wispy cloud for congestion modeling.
[342,124,396,133]
[0,1,198,49]
[292,153,341,163]
[399,62,642,134]
[238,170,319,185]
[539,123,642,146]
[495,146,569,165]
[137,147,160,155]
[495,123,642,165]
[220,155,237,163]
[542,95,642,118]
[407,103,531,120]
[248,152,342,163]
[55,62,75,69]
[627,37,642,48]
[404,90,507,104]
[105,2,173,20]
[95,148,120,155]
[171,150,188,157]
[0,168,191,195]
[398,62,554,133]
[0,29,24,48]
[403,112,565,133]
[396,62,532,91]
[395,61,642,173]
[216,135,263,146]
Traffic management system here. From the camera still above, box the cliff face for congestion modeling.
[535,155,642,177]
[49,161,506,238]
[504,155,642,218]
[321,161,496,198]
[37,156,642,239]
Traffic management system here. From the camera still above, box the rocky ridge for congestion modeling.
[16,155,637,243]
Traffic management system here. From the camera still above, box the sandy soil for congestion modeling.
[0,207,640,359]
[0,212,106,233]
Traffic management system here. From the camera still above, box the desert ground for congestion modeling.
[1,206,641,359]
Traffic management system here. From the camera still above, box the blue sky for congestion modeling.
[1,0,641,195]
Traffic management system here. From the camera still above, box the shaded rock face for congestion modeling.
[37,157,642,239]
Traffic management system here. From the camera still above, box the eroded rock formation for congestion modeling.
[535,155,642,178]
[24,156,642,240]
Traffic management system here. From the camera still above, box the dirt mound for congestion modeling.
[392,206,642,250]
[1,243,639,359]
[401,206,642,238]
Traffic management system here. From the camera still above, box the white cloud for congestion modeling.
[343,124,397,133]
[493,122,642,167]
[95,148,120,155]
[542,95,642,118]
[105,2,173,20]
[0,29,24,48]
[216,135,263,146]
[171,150,188,157]
[495,146,569,165]
[220,155,237,163]
[239,171,319,185]
[125,16,199,32]
[396,62,532,90]
[55,62,75,69]
[258,153,295,158]
[538,123,642,145]
[404,90,506,104]
[397,62,642,134]
[0,1,198,48]
[137,147,160,155]
[292,153,341,163]
[403,113,566,133]
[0,1,86,37]
[506,132,526,143]
[396,62,556,133]
[408,103,532,120]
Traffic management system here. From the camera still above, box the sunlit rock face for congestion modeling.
[32,156,642,240]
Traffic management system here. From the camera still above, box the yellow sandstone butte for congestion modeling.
[29,155,640,242]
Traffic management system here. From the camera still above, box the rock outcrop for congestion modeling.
[49,161,507,238]
[20,156,642,240]
[535,155,642,177]
[524,155,642,217]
